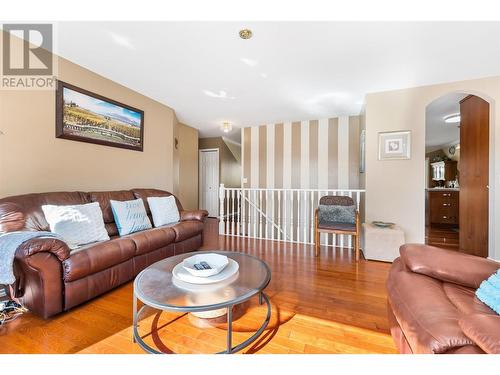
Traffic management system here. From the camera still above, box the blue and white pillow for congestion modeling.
[42,202,109,249]
[147,196,180,227]
[110,199,152,236]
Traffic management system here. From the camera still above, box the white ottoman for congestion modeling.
[362,223,405,262]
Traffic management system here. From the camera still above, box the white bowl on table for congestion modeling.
[182,253,229,278]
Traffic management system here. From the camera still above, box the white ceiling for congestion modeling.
[425,93,466,151]
[54,22,500,142]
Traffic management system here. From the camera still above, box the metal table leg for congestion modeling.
[132,293,137,343]
[226,305,233,353]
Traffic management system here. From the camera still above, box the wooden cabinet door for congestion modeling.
[459,95,489,257]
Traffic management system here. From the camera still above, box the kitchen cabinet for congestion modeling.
[428,190,459,226]
[431,160,458,182]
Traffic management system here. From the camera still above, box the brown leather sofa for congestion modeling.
[0,188,208,318]
[387,244,500,354]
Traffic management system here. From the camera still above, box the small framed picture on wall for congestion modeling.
[378,130,411,160]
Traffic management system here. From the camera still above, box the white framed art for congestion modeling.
[378,130,411,160]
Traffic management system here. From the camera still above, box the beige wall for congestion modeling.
[365,75,500,260]
[174,122,199,210]
[199,137,241,188]
[0,56,175,197]
[0,41,199,201]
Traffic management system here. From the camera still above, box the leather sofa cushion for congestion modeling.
[123,226,176,255]
[0,202,25,232]
[442,282,496,316]
[132,188,183,214]
[459,314,500,354]
[387,258,474,353]
[180,209,208,222]
[0,192,89,231]
[169,220,204,242]
[63,237,135,282]
[400,243,500,289]
[444,345,485,354]
[89,190,136,224]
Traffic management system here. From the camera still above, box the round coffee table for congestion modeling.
[133,251,272,354]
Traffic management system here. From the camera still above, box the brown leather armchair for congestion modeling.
[314,196,360,261]
[387,244,500,354]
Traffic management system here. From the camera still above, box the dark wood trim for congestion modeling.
[55,80,145,152]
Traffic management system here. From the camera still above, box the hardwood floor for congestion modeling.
[0,219,396,354]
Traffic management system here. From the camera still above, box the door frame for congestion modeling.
[198,148,220,217]
[424,90,495,258]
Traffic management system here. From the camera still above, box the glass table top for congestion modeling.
[133,251,271,312]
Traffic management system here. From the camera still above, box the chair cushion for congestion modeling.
[168,220,204,242]
[63,237,136,282]
[318,204,356,225]
[123,226,176,255]
[318,222,356,232]
[387,258,474,353]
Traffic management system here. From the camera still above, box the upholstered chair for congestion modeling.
[314,196,360,261]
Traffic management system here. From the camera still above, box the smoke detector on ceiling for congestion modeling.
[239,29,253,39]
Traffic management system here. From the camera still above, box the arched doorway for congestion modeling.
[425,92,490,257]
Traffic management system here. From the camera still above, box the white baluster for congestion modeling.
[236,190,241,236]
[265,190,269,240]
[283,190,287,241]
[278,190,282,241]
[297,190,301,243]
[225,188,230,235]
[219,184,225,235]
[271,190,275,241]
[241,189,246,237]
[247,189,251,237]
[309,190,315,243]
[303,191,307,244]
[230,189,235,236]
[347,191,353,249]
[253,190,257,238]
[289,190,294,243]
[259,189,265,238]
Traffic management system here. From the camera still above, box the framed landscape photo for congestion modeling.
[56,81,144,151]
[378,130,411,160]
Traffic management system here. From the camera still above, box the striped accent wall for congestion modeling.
[242,116,361,189]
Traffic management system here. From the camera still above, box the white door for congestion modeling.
[199,149,219,217]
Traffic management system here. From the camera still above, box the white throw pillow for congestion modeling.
[110,198,152,236]
[42,202,110,249]
[147,196,180,227]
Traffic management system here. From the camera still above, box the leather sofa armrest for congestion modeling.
[459,314,500,354]
[180,209,208,222]
[400,243,500,289]
[16,237,71,262]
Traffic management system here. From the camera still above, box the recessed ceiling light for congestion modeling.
[221,122,233,133]
[444,114,461,123]
[239,29,253,39]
